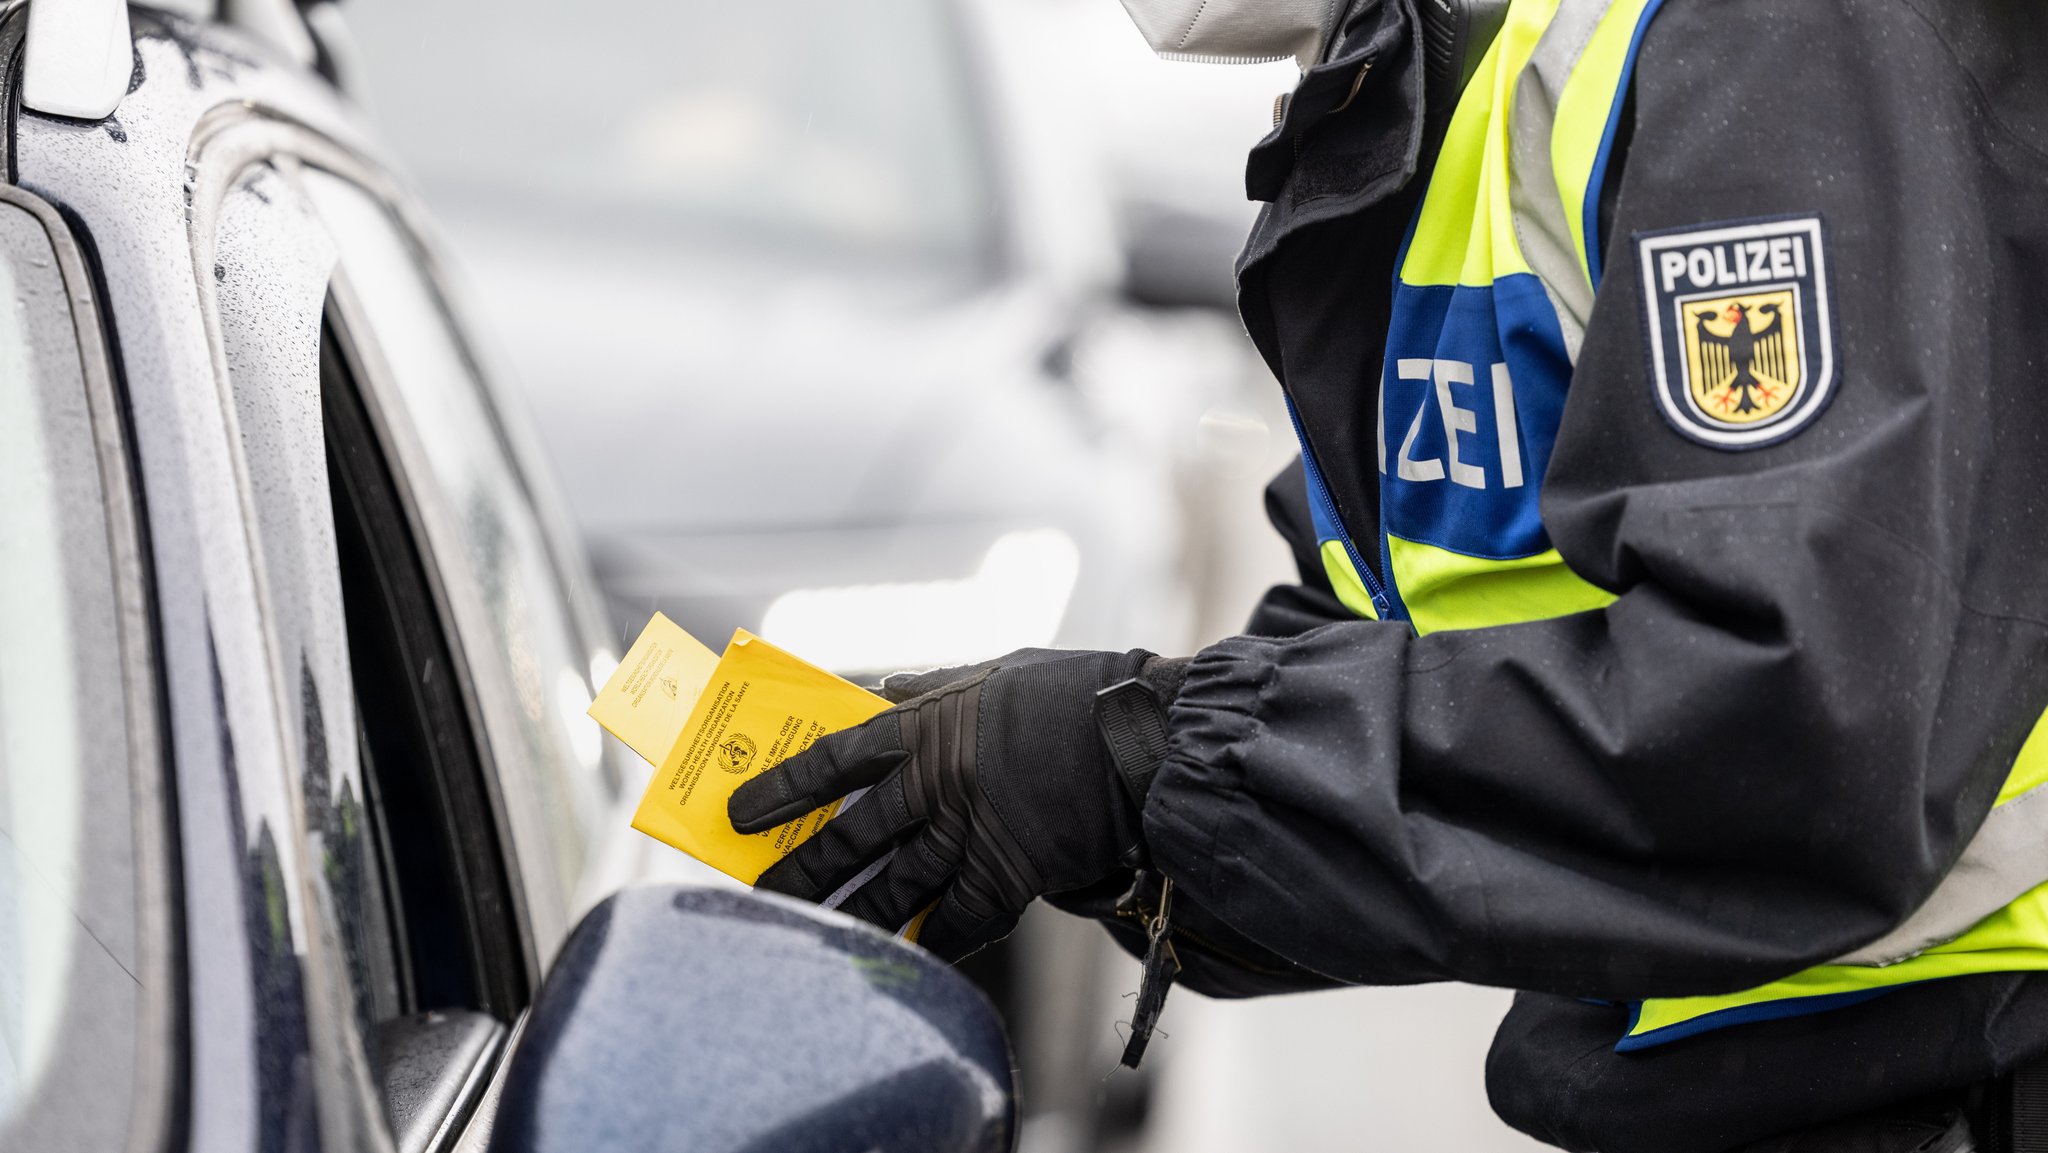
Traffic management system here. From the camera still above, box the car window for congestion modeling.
[301,168,609,910]
[322,308,528,1019]
[0,199,159,1152]
[325,312,520,1147]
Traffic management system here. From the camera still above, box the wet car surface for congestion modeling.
[0,6,1013,1151]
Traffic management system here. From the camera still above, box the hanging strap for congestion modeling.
[1983,1052,2048,1153]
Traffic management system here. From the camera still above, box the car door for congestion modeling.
[22,44,425,1150]
[298,149,651,1151]
[191,129,461,1153]
[188,104,644,1147]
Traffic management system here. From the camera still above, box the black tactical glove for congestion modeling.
[728,648,1186,962]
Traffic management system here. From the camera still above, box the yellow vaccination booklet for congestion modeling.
[627,629,890,885]
[587,612,720,767]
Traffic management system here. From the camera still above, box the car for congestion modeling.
[0,3,1010,1151]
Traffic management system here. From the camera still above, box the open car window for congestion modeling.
[301,168,611,923]
[0,194,168,1153]
[323,312,518,1151]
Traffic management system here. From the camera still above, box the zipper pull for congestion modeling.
[1121,874,1180,1069]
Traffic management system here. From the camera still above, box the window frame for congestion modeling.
[321,298,530,1022]
[184,108,625,976]
[0,184,179,1153]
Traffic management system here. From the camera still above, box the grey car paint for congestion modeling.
[6,5,1042,1151]
[0,180,177,1153]
[17,20,382,1152]
[6,8,631,1150]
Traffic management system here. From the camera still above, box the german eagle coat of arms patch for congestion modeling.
[1635,215,1837,449]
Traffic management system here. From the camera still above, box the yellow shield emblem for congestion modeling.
[1679,289,1803,427]
[1637,216,1836,450]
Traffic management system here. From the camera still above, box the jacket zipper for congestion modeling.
[1283,399,1394,620]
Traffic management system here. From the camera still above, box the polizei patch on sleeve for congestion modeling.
[1635,215,1837,449]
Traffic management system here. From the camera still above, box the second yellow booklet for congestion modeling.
[630,629,889,884]
[587,612,719,767]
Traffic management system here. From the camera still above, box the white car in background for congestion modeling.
[345,0,1194,680]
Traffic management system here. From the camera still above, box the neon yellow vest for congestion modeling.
[1300,0,2048,1049]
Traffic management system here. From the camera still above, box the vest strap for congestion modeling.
[1985,1051,2048,1153]
[1508,0,1606,355]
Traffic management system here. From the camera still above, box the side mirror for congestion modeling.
[488,887,1015,1153]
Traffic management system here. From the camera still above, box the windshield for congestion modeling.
[352,0,1000,272]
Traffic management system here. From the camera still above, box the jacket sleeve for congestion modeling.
[1045,872,1344,997]
[1144,0,2048,999]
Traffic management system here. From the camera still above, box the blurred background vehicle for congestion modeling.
[344,1,1547,1150]
[343,0,1190,675]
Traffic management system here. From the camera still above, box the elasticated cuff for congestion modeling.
[1139,634,1283,918]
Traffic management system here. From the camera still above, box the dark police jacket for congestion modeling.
[1095,0,2048,1148]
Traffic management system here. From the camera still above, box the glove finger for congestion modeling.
[729,711,908,833]
[914,884,1023,964]
[837,827,958,932]
[754,778,919,902]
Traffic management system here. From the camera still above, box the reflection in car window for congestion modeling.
[351,0,996,273]
[301,169,606,903]
[0,204,145,1152]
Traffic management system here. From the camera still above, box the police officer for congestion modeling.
[730,0,2048,1148]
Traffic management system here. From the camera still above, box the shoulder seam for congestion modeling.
[1885,0,2048,167]
[1660,497,2048,634]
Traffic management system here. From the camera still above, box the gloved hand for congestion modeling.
[728,648,1185,962]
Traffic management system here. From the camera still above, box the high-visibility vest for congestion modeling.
[1299,0,2048,1050]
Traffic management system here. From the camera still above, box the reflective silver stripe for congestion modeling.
[1834,784,2048,966]
[1507,0,1612,360]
